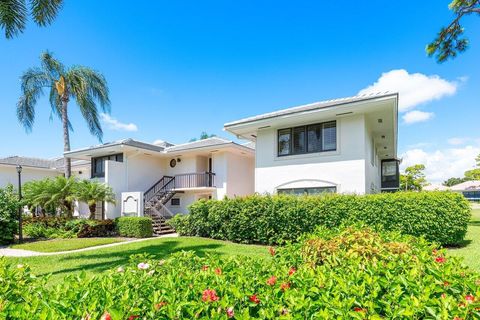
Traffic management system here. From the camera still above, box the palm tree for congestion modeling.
[0,0,63,38]
[23,176,76,216]
[73,180,115,219]
[17,51,110,177]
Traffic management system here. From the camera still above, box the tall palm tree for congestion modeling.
[17,51,110,177]
[73,180,115,219]
[0,0,63,38]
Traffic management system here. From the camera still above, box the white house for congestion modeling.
[224,92,400,195]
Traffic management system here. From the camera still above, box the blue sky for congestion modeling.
[1,1,479,182]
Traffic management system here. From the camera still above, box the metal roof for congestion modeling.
[224,92,398,128]
[164,137,252,152]
[0,156,89,169]
[64,138,165,156]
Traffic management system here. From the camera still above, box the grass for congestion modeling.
[446,207,480,272]
[5,237,268,285]
[10,238,127,253]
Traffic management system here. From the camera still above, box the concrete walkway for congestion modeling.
[0,233,178,257]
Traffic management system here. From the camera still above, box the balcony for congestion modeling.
[174,172,216,190]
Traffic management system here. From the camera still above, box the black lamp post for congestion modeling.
[16,165,23,243]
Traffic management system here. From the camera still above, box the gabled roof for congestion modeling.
[164,137,252,153]
[0,156,88,170]
[224,92,397,128]
[450,180,480,191]
[64,138,165,157]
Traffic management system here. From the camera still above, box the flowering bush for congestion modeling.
[1,226,479,319]
[169,191,471,245]
[22,217,116,239]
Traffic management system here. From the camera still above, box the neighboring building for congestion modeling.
[224,92,400,195]
[425,180,480,201]
[64,137,255,221]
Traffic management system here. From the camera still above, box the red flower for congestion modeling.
[266,276,277,286]
[100,312,111,320]
[128,316,139,320]
[280,282,291,291]
[465,294,475,303]
[353,307,366,313]
[214,268,222,275]
[288,267,296,276]
[435,256,446,263]
[454,317,463,320]
[269,247,276,256]
[155,301,168,310]
[443,281,450,287]
[202,265,209,271]
[202,289,219,303]
[249,294,260,304]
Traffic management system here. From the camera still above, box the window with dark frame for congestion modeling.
[91,153,124,178]
[277,186,337,195]
[277,121,337,156]
[171,198,180,206]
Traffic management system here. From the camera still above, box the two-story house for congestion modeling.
[224,92,400,195]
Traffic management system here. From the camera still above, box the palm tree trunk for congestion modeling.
[61,96,72,178]
[89,203,96,220]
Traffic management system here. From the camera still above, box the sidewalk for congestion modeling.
[0,233,178,257]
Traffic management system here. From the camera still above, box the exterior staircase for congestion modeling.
[144,176,179,235]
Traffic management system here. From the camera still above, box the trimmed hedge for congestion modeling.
[77,220,117,238]
[115,217,153,238]
[169,191,471,246]
[0,186,19,244]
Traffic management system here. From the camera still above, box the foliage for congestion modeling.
[1,226,480,319]
[10,238,125,253]
[23,176,76,216]
[0,0,63,38]
[115,217,153,238]
[73,179,116,219]
[17,51,110,176]
[465,168,480,181]
[170,192,471,246]
[427,0,480,62]
[400,164,428,191]
[0,185,19,244]
[77,219,117,238]
[189,131,216,142]
[444,176,468,186]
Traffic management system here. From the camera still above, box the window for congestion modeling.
[171,198,180,206]
[91,153,123,178]
[278,121,336,156]
[277,186,337,195]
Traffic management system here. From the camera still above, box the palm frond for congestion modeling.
[17,67,50,131]
[30,0,62,26]
[0,0,27,38]
[40,50,65,79]
[68,66,111,112]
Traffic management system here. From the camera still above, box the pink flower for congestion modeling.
[288,267,296,276]
[137,262,150,270]
[441,293,446,299]
[214,268,222,275]
[128,316,139,320]
[435,256,446,263]
[465,294,475,303]
[249,294,260,304]
[269,247,276,256]
[100,312,111,320]
[202,289,219,303]
[226,307,234,318]
[266,276,277,286]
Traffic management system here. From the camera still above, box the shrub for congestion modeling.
[1,226,479,319]
[0,185,19,244]
[77,219,117,238]
[115,217,152,238]
[170,191,471,246]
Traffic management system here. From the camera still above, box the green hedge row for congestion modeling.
[115,217,152,238]
[0,186,19,244]
[169,191,471,245]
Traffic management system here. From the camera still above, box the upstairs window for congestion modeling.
[91,153,123,178]
[277,121,336,156]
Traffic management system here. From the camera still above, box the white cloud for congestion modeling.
[402,110,434,124]
[447,137,468,146]
[358,69,458,112]
[400,145,479,183]
[100,113,138,132]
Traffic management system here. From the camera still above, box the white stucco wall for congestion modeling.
[105,160,126,219]
[125,153,165,192]
[255,115,368,194]
[212,152,228,199]
[0,165,59,188]
[225,152,255,197]
[364,120,381,193]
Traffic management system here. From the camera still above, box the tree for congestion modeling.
[464,168,480,180]
[400,164,428,191]
[0,0,63,38]
[73,180,115,219]
[23,176,76,216]
[443,177,466,186]
[17,51,110,177]
[427,0,480,62]
[189,131,216,142]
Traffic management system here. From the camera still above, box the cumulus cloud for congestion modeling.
[358,69,458,112]
[402,110,434,124]
[100,113,138,132]
[400,145,479,183]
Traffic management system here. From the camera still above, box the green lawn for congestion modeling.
[10,237,127,253]
[446,207,480,272]
[6,237,268,285]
